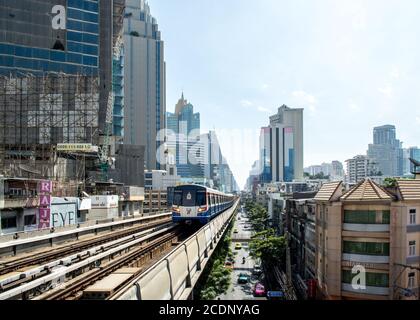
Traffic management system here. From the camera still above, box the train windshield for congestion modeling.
[182,190,196,206]
[173,189,207,207]
[196,191,206,206]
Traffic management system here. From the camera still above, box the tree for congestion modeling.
[249,229,287,268]
[247,203,269,232]
[383,177,397,188]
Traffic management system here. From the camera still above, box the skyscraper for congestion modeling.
[367,125,403,177]
[165,93,202,178]
[269,105,304,182]
[259,127,272,184]
[124,0,166,170]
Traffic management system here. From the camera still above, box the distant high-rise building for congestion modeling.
[409,147,420,174]
[259,127,272,184]
[167,93,200,137]
[124,0,166,170]
[166,93,202,178]
[367,125,403,177]
[331,161,345,179]
[269,105,304,182]
[345,155,378,184]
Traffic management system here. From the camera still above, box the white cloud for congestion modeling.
[240,99,253,108]
[261,83,269,90]
[416,116,420,124]
[390,66,401,80]
[378,84,394,98]
[291,90,317,113]
[257,106,271,113]
[348,101,361,112]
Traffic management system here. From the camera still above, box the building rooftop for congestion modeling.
[341,179,392,202]
[396,179,420,201]
[314,181,343,201]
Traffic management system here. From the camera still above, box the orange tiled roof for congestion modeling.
[341,179,392,201]
[314,181,343,201]
[396,179,420,201]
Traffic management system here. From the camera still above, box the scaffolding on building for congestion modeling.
[0,72,100,186]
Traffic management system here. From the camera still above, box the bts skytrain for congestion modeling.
[171,185,235,224]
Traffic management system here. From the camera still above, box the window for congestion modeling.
[1,216,17,229]
[408,273,415,289]
[409,241,416,257]
[342,270,389,287]
[344,210,390,224]
[24,215,36,226]
[409,209,416,225]
[343,241,390,256]
[173,191,182,206]
[182,190,196,207]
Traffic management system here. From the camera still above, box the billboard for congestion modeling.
[50,197,78,228]
[56,144,96,152]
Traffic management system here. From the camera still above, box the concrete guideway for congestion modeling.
[0,212,171,256]
[0,225,176,300]
[110,200,241,300]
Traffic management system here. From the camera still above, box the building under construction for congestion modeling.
[0,73,100,182]
[0,1,130,188]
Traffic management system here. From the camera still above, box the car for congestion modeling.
[234,243,242,250]
[224,261,234,269]
[252,265,263,276]
[237,273,250,284]
[233,228,238,233]
[267,290,285,300]
[253,283,266,297]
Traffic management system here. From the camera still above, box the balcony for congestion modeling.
[342,283,389,296]
[343,223,390,232]
[1,195,39,209]
[342,253,389,264]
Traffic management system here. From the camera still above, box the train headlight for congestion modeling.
[198,207,207,213]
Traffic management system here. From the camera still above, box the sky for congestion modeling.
[150,0,420,189]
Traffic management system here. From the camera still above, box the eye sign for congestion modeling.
[52,5,66,30]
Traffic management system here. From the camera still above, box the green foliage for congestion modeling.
[309,172,330,180]
[249,229,286,267]
[246,202,269,232]
[383,177,397,188]
[195,220,234,300]
[130,31,140,37]
[245,201,286,268]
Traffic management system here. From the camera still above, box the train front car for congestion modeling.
[171,185,235,225]
[172,185,210,224]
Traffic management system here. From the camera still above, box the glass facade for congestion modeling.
[113,47,124,138]
[0,0,99,76]
[283,127,295,182]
